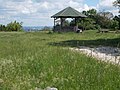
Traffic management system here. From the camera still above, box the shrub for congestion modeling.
[0,24,6,31]
[110,20,119,30]
[78,18,96,30]
[6,21,23,31]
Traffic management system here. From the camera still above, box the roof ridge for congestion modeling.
[51,7,87,18]
[71,8,81,15]
[60,7,70,16]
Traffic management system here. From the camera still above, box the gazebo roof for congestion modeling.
[51,7,87,18]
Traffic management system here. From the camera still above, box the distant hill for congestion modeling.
[23,26,52,32]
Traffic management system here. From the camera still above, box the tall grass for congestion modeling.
[0,31,120,90]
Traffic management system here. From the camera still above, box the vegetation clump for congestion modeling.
[0,21,23,32]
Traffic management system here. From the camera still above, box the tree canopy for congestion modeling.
[0,21,23,32]
[113,0,120,13]
[73,9,120,30]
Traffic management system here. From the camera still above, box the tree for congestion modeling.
[113,0,120,13]
[80,9,97,30]
[94,14,112,29]
[82,9,97,16]
[0,24,6,31]
[113,16,120,29]
[82,11,88,16]
[98,12,114,19]
[111,20,119,30]
[87,9,97,16]
[6,21,23,31]
[76,9,118,30]
[78,18,96,30]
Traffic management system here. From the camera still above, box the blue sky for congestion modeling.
[84,0,99,6]
[0,0,119,26]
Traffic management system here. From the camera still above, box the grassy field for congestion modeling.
[0,30,120,90]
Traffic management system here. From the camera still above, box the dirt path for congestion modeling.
[70,46,120,65]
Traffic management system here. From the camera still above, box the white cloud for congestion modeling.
[0,0,119,26]
[83,4,97,11]
[68,0,80,8]
[99,0,115,7]
[0,0,84,25]
[98,0,119,15]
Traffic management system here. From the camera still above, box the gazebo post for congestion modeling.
[75,18,78,31]
[53,18,55,31]
[60,17,63,31]
[75,18,77,26]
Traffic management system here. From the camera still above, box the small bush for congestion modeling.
[6,21,23,31]
[110,20,119,30]
[0,21,23,32]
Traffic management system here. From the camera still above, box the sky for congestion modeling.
[0,0,119,26]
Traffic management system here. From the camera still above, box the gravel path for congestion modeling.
[70,46,120,65]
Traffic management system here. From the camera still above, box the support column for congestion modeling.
[74,18,78,32]
[60,18,63,31]
[75,18,77,26]
[53,18,55,31]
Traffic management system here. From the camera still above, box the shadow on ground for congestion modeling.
[49,38,120,56]
[49,38,120,48]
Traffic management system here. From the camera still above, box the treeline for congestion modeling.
[69,9,120,31]
[0,21,23,31]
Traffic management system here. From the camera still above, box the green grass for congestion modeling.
[0,30,120,90]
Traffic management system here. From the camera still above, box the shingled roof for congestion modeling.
[51,7,87,18]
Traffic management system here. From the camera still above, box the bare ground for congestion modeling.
[70,46,120,65]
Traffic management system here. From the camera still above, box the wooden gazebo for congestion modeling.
[51,7,87,32]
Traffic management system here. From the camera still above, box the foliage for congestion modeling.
[78,18,96,30]
[113,15,120,29]
[95,24,101,30]
[82,10,88,16]
[98,12,114,19]
[70,9,97,30]
[6,21,23,31]
[0,21,23,32]
[0,24,6,31]
[87,9,97,16]
[0,31,120,90]
[81,9,118,30]
[82,9,97,16]
[113,0,120,13]
[110,20,119,30]
[113,0,120,6]
[94,15,112,29]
